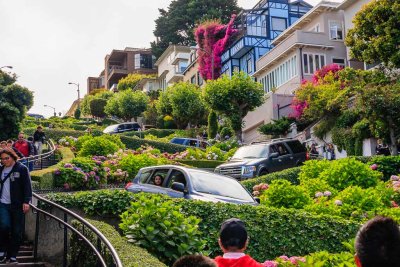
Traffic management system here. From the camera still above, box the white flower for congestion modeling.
[334,200,343,206]
[323,191,332,197]
[315,192,323,198]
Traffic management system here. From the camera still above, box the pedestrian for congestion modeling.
[326,143,336,160]
[6,140,24,159]
[33,126,46,155]
[309,143,319,159]
[214,218,263,267]
[0,149,32,264]
[355,216,400,267]
[13,133,35,171]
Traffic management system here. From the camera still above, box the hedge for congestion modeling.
[23,128,102,141]
[241,167,302,192]
[175,159,225,169]
[120,136,187,153]
[30,147,75,189]
[69,219,166,267]
[121,129,177,138]
[47,190,360,262]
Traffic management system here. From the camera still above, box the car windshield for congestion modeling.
[104,125,118,133]
[189,170,254,202]
[171,138,186,145]
[231,145,268,159]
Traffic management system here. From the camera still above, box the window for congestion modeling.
[275,143,289,156]
[197,72,203,86]
[332,58,346,68]
[135,54,153,69]
[149,169,169,186]
[260,55,297,93]
[286,141,306,153]
[303,53,325,75]
[167,170,186,188]
[139,169,153,184]
[271,17,287,32]
[329,21,343,40]
[246,57,253,73]
[190,75,196,84]
[134,54,140,69]
[233,65,240,73]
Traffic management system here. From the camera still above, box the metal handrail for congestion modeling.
[31,192,122,267]
[18,139,56,162]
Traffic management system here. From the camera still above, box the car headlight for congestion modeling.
[242,166,256,175]
[214,168,221,173]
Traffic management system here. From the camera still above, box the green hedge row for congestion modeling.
[30,147,75,189]
[69,219,166,267]
[175,159,225,169]
[47,190,360,261]
[120,136,187,154]
[241,167,302,192]
[23,128,102,141]
[121,129,177,138]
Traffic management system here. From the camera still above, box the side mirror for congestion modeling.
[254,197,260,204]
[270,152,279,158]
[171,182,185,193]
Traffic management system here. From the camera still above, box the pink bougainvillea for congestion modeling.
[311,63,343,85]
[195,15,238,80]
[290,97,308,119]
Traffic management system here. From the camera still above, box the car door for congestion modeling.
[269,143,291,172]
[164,169,187,198]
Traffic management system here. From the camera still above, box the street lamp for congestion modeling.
[0,65,13,70]
[44,104,56,117]
[68,82,80,109]
[192,46,215,80]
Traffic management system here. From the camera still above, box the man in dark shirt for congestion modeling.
[33,126,46,155]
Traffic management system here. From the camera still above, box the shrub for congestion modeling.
[241,167,302,192]
[117,154,170,177]
[79,136,120,157]
[298,160,332,182]
[119,194,205,265]
[205,146,225,161]
[70,219,167,267]
[47,190,361,261]
[319,158,381,191]
[120,136,187,154]
[219,127,233,138]
[208,111,218,139]
[367,156,400,181]
[300,178,337,198]
[261,180,312,209]
[75,134,93,151]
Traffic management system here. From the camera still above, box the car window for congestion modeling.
[132,123,140,129]
[232,145,268,159]
[171,138,185,145]
[147,169,169,186]
[269,145,278,154]
[117,124,125,131]
[276,143,289,156]
[125,124,133,130]
[286,141,306,153]
[200,141,207,149]
[167,170,187,188]
[188,139,198,147]
[139,169,153,184]
[189,170,254,202]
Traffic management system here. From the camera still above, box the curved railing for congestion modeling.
[17,139,57,170]
[30,192,122,267]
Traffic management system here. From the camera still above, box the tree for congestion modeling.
[117,74,155,91]
[151,0,240,58]
[203,72,264,140]
[89,98,107,118]
[208,111,218,139]
[0,70,33,140]
[81,89,113,117]
[74,108,81,120]
[105,90,149,121]
[356,82,400,155]
[345,0,400,67]
[156,82,206,129]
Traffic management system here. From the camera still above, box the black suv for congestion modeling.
[215,139,306,180]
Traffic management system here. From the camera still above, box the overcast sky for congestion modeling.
[0,0,338,117]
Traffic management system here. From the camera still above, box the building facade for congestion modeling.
[242,1,347,143]
[155,45,191,91]
[220,0,312,78]
[182,48,204,87]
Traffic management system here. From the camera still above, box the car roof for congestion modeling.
[139,165,233,178]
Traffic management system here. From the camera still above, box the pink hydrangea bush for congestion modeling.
[252,183,269,196]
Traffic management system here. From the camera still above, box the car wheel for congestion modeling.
[258,169,268,176]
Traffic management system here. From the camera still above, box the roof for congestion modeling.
[154,45,192,66]
[336,0,359,10]
[271,1,340,46]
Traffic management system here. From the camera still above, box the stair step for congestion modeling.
[17,251,33,257]
[15,256,34,263]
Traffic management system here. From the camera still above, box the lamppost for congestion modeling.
[68,82,80,109]
[192,46,215,80]
[44,104,56,117]
[0,65,13,71]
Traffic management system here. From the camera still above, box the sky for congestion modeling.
[0,0,338,117]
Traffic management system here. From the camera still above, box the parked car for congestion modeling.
[215,138,307,180]
[103,122,141,134]
[170,137,210,148]
[125,165,258,205]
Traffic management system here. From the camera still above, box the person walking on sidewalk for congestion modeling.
[0,149,32,264]
[33,126,46,155]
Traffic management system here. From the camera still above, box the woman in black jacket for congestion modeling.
[0,148,32,264]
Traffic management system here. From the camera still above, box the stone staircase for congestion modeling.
[0,243,50,267]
